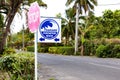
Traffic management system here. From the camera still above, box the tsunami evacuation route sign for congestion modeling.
[37,17,61,43]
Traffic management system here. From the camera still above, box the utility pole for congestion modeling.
[75,3,79,55]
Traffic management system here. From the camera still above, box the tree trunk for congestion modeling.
[80,44,84,56]
[0,0,22,54]
[80,33,85,56]
[0,13,15,54]
[0,4,21,54]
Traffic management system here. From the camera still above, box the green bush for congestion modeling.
[112,44,120,58]
[96,45,107,58]
[56,47,65,54]
[48,47,58,54]
[38,47,48,53]
[27,46,34,52]
[63,47,74,55]
[112,44,120,55]
[0,53,34,80]
[84,40,97,56]
[27,46,49,53]
[116,53,120,58]
[48,47,74,55]
[95,44,120,58]
[3,48,16,55]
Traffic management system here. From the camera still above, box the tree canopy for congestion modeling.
[0,0,47,54]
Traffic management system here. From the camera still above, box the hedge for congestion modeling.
[38,47,48,53]
[27,46,34,52]
[95,44,120,58]
[84,39,120,58]
[2,48,16,56]
[48,47,74,55]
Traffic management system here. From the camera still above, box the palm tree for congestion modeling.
[79,11,96,56]
[66,0,97,55]
[62,8,76,45]
[66,0,97,14]
[0,0,47,54]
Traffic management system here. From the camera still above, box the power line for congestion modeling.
[98,3,120,6]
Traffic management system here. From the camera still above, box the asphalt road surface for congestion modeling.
[37,53,120,80]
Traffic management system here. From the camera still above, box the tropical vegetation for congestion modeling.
[0,0,47,54]
[0,0,46,79]
[0,52,34,80]
[1,0,120,58]
[1,0,120,79]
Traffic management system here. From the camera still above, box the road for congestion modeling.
[37,53,120,80]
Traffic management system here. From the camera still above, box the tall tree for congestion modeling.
[0,0,47,54]
[62,8,76,45]
[66,0,97,14]
[66,0,97,55]
[91,10,120,39]
[79,11,96,55]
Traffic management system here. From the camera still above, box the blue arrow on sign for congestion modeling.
[39,38,45,41]
[54,38,60,42]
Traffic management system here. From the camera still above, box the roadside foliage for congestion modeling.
[0,52,34,80]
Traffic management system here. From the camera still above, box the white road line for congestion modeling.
[89,62,120,70]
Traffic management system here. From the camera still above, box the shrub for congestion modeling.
[105,44,115,58]
[48,47,74,55]
[0,53,34,80]
[96,45,107,58]
[62,47,74,55]
[112,44,120,55]
[38,47,48,53]
[84,40,97,56]
[95,44,118,58]
[112,44,120,58]
[27,46,34,52]
[116,53,120,58]
[3,48,16,55]
[48,47,58,54]
[56,47,65,54]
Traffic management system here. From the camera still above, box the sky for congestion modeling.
[40,0,67,17]
[95,0,120,16]
[12,0,120,33]
[40,0,120,17]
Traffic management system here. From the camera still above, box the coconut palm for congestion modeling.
[66,0,97,14]
[61,8,76,45]
[0,0,47,54]
[79,11,96,55]
[66,0,97,55]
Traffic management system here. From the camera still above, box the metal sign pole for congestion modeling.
[27,2,40,80]
[35,31,37,80]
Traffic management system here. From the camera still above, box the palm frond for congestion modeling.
[27,0,47,7]
[65,0,74,6]
[90,0,98,6]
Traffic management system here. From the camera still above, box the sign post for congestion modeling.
[27,2,40,80]
[28,3,61,80]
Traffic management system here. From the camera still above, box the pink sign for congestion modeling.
[28,2,40,32]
